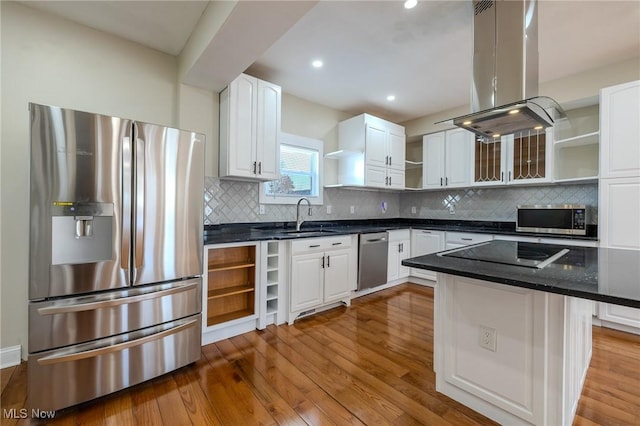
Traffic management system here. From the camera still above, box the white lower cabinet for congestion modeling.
[410,229,444,282]
[387,229,411,282]
[289,235,357,323]
[445,232,493,250]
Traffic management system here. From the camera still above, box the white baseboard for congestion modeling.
[1,345,22,368]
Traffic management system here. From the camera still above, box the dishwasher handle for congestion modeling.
[361,232,388,244]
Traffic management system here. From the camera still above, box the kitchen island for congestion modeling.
[403,240,640,426]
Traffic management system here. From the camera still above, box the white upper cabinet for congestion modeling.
[600,80,640,179]
[472,128,553,186]
[423,128,473,189]
[335,113,406,189]
[219,73,281,181]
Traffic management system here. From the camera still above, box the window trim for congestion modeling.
[259,133,324,205]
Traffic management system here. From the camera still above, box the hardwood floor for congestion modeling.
[2,284,639,425]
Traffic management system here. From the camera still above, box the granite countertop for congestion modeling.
[402,240,640,308]
[203,219,598,245]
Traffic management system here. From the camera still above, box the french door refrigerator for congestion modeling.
[28,103,205,411]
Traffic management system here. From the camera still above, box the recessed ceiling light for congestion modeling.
[311,59,323,68]
[404,0,417,9]
[509,109,520,114]
[463,120,472,125]
[534,125,543,130]
[386,95,396,101]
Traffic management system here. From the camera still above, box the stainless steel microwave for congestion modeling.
[516,205,588,235]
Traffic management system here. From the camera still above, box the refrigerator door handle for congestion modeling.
[36,280,199,315]
[36,318,198,365]
[133,132,146,282]
[121,135,133,283]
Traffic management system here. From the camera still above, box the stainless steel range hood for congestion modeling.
[449,0,563,138]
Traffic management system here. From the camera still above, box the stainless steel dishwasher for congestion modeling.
[357,232,389,290]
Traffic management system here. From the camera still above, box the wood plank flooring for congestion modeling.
[2,284,639,425]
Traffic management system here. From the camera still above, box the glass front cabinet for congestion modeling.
[473,128,552,186]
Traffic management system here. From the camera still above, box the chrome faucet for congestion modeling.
[296,198,312,231]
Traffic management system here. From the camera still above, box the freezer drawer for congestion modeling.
[28,314,201,411]
[29,278,201,353]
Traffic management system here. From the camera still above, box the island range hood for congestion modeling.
[450,0,563,139]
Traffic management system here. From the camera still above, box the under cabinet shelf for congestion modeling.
[207,285,254,300]
[208,310,255,325]
[208,260,255,272]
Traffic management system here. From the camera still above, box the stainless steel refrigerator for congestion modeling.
[27,103,205,411]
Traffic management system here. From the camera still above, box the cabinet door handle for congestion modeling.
[422,230,431,234]
[389,156,392,166]
[258,162,262,174]
[309,244,320,248]
[461,238,473,241]
[253,161,257,174]
[332,242,342,246]
[389,176,392,186]
[508,171,512,181]
[501,171,504,182]
[327,255,330,267]
[445,177,448,186]
[440,177,443,186]
[385,176,389,185]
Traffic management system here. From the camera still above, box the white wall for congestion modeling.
[402,57,640,138]
[281,93,351,185]
[0,2,216,358]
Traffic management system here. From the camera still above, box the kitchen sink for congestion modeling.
[273,229,339,237]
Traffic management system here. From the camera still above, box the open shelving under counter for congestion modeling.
[259,240,286,329]
[205,244,257,328]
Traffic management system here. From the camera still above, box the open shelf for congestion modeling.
[207,285,254,299]
[208,260,255,272]
[206,245,256,327]
[207,309,255,325]
[553,104,600,183]
[555,131,599,148]
[324,149,363,159]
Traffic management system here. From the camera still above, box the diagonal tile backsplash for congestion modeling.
[204,177,598,225]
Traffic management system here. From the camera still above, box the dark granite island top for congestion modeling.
[403,240,640,309]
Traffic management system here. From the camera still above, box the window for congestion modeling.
[259,133,323,205]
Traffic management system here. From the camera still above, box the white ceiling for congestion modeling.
[20,1,640,123]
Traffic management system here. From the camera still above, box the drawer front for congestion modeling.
[387,229,411,241]
[290,235,352,254]
[29,278,202,353]
[446,232,493,246]
[28,314,201,411]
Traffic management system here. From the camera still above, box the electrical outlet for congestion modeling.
[350,206,355,214]
[326,205,332,214]
[449,204,456,214]
[259,204,265,215]
[411,206,417,214]
[479,326,497,352]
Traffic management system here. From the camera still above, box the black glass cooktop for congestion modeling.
[442,240,570,269]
